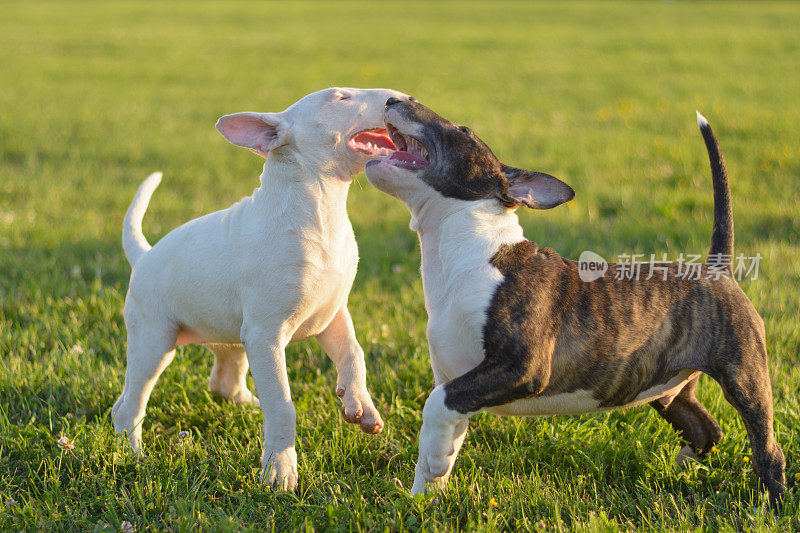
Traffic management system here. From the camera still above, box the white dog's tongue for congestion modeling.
[387,151,429,170]
[350,129,396,155]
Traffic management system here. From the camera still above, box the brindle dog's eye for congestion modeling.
[459,126,472,135]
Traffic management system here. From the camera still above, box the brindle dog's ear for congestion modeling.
[501,165,574,209]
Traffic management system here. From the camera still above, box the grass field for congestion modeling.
[1,1,799,530]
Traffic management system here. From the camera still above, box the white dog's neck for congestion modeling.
[250,155,353,227]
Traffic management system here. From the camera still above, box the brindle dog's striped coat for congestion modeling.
[365,100,786,511]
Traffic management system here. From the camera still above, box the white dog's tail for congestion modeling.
[123,172,162,266]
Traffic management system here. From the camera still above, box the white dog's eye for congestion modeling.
[336,94,352,101]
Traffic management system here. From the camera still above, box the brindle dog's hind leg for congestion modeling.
[650,374,723,461]
[714,352,786,511]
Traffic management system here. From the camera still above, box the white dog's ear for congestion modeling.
[215,112,291,157]
[502,165,574,209]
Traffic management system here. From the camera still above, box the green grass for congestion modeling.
[1,1,799,530]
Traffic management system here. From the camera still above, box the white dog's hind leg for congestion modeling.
[241,326,298,491]
[411,386,470,495]
[316,307,383,434]
[207,344,259,406]
[113,315,177,453]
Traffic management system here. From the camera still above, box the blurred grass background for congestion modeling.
[1,1,798,530]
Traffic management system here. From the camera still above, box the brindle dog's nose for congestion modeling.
[386,96,402,107]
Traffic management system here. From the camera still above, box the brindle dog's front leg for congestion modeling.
[411,359,540,494]
[411,385,469,494]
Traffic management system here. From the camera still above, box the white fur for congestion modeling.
[367,159,524,386]
[123,172,161,265]
[417,199,524,385]
[696,110,709,128]
[366,148,697,494]
[112,87,407,490]
[410,385,467,494]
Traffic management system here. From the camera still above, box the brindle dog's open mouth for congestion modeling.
[348,128,396,156]
[382,122,431,171]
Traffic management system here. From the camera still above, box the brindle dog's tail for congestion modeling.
[697,111,734,270]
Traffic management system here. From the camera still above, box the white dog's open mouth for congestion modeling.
[382,122,430,171]
[348,128,396,156]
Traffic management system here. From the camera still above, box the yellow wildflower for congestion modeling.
[743,456,750,463]
[489,497,498,508]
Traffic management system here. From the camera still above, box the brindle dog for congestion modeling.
[365,98,786,510]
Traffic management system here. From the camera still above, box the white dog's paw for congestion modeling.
[112,404,144,454]
[114,425,143,455]
[261,447,298,491]
[111,394,123,418]
[229,389,260,408]
[337,386,384,434]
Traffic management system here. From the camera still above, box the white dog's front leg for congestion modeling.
[316,307,383,434]
[411,385,471,495]
[242,327,298,490]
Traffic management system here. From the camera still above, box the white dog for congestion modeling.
[112,87,409,490]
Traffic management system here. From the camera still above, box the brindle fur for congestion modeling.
[444,249,761,413]
[384,100,574,208]
[457,249,786,507]
[649,374,723,457]
[390,100,785,509]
